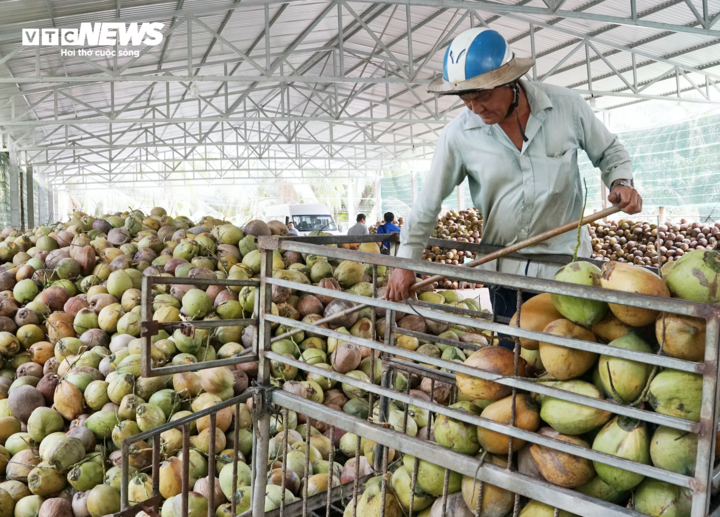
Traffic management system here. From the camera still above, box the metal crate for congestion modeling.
[249,235,720,517]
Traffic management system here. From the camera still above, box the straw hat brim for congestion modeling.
[428,57,535,95]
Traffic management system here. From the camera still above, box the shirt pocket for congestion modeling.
[544,148,577,196]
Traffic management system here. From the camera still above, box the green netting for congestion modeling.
[383,111,720,222]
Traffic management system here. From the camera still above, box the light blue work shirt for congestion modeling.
[398,79,633,280]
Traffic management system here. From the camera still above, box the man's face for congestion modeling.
[460,86,511,125]
[288,223,294,229]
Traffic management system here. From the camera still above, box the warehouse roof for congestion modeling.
[0,0,718,189]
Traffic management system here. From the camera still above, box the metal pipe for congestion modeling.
[266,350,694,485]
[272,391,645,517]
[265,317,697,432]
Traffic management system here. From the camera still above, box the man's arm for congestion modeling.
[397,130,465,260]
[576,98,642,214]
[362,225,369,235]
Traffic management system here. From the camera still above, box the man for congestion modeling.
[347,214,369,236]
[287,222,300,236]
[376,212,402,254]
[386,28,642,319]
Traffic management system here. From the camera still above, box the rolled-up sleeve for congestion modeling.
[397,127,466,260]
[576,99,633,188]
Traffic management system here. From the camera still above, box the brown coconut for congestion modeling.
[316,278,341,306]
[538,319,597,380]
[331,343,362,374]
[456,347,526,401]
[193,476,226,509]
[477,394,541,454]
[269,468,301,495]
[297,295,324,318]
[14,309,37,327]
[36,373,60,405]
[509,293,564,350]
[243,220,271,237]
[41,286,70,312]
[8,385,46,423]
[0,317,16,333]
[529,427,595,488]
[64,297,89,318]
[420,377,452,404]
[600,261,670,326]
[75,247,96,276]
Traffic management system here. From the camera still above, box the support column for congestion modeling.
[659,206,666,225]
[26,166,34,229]
[410,171,417,206]
[347,178,354,230]
[8,150,20,229]
[47,188,54,224]
[53,190,59,222]
[375,176,382,225]
[38,173,47,225]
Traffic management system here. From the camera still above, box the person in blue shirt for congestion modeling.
[287,222,300,236]
[376,212,401,254]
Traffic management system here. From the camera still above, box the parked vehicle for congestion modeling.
[265,203,343,235]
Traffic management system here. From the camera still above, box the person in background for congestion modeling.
[287,221,300,236]
[347,214,369,236]
[376,212,402,254]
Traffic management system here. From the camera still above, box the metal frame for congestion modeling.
[140,275,259,377]
[0,0,718,190]
[252,235,720,517]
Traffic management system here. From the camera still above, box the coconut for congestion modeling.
[297,295,324,318]
[7,448,39,482]
[432,401,481,455]
[333,261,365,288]
[460,455,514,517]
[316,278,341,305]
[665,249,720,303]
[477,394,540,454]
[529,427,594,488]
[598,333,653,404]
[243,220,271,237]
[27,407,63,442]
[8,385,45,423]
[331,343,362,374]
[66,426,96,453]
[656,313,706,362]
[456,347,525,401]
[600,262,669,326]
[402,455,461,497]
[592,416,650,490]
[633,479,693,517]
[518,501,576,517]
[509,293,563,350]
[575,475,628,504]
[647,370,702,422]
[539,380,611,435]
[47,437,86,472]
[28,462,67,496]
[41,286,69,311]
[86,484,121,517]
[356,478,402,517]
[650,426,697,476]
[39,498,73,517]
[538,319,597,380]
[391,465,434,511]
[323,299,359,330]
[590,313,633,342]
[550,262,608,326]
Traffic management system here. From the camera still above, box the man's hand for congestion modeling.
[385,269,417,302]
[608,185,642,214]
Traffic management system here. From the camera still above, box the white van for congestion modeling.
[265,203,343,236]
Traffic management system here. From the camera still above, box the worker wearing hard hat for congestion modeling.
[385,28,642,318]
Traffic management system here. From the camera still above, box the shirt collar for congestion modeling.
[462,79,553,132]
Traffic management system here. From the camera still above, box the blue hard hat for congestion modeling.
[428,28,534,95]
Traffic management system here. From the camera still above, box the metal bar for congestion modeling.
[692,315,720,516]
[182,424,190,517]
[261,238,714,318]
[207,413,216,517]
[273,391,645,517]
[266,278,703,373]
[121,440,129,510]
[264,321,697,432]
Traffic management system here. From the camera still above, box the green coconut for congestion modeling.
[87,484,121,517]
[402,455,461,497]
[574,476,628,504]
[182,289,212,319]
[665,249,720,303]
[433,401,481,455]
[649,426,698,476]
[84,410,118,439]
[218,462,252,500]
[46,436,86,472]
[333,261,365,288]
[634,479,691,517]
[597,333,654,404]
[310,261,333,283]
[592,416,650,491]
[68,460,104,491]
[538,380,612,435]
[647,370,702,422]
[551,262,608,326]
[391,465,435,511]
[27,407,64,443]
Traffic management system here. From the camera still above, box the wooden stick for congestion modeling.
[412,205,622,290]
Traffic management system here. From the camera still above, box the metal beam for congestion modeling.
[26,166,34,228]
[8,150,20,228]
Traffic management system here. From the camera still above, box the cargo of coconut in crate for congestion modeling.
[253,237,720,517]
